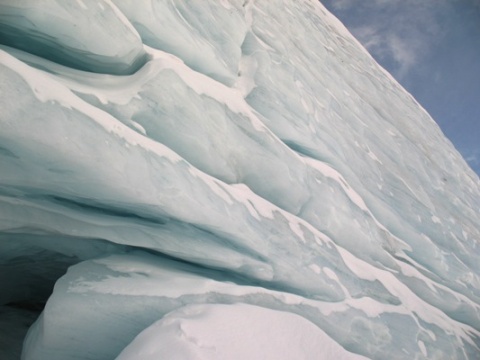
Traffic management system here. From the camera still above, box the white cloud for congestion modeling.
[465,149,480,166]
[350,26,416,78]
[335,0,451,79]
[328,0,354,11]
[387,34,417,77]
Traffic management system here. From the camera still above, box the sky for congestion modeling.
[320,0,480,176]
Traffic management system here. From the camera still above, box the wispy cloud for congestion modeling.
[322,0,449,79]
[348,25,417,78]
[321,0,480,176]
[329,0,355,11]
[464,149,480,173]
[385,34,417,77]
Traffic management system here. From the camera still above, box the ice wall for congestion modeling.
[0,0,146,74]
[0,0,479,359]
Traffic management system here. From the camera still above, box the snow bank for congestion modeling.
[116,303,368,360]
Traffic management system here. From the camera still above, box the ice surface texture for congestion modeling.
[0,0,146,74]
[0,0,479,359]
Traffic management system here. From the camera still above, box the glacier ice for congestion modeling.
[21,252,479,359]
[0,0,146,74]
[0,0,479,359]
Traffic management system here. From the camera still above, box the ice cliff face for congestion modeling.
[0,0,479,359]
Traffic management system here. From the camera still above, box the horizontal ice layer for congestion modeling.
[1,49,404,305]
[111,0,246,85]
[12,32,477,330]
[23,253,479,360]
[240,0,480,293]
[0,0,147,74]
[23,0,478,315]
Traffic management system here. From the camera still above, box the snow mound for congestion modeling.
[116,303,368,360]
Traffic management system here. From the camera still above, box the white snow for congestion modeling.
[115,303,368,360]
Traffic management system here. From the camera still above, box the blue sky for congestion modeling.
[321,0,480,176]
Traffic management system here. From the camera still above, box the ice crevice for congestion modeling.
[1,0,480,359]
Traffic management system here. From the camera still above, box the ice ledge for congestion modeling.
[0,0,147,75]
